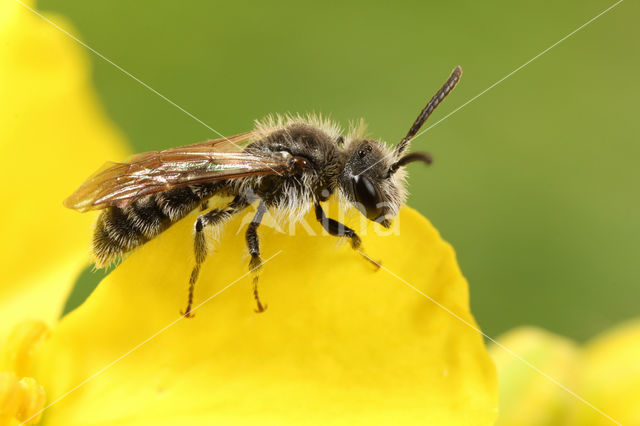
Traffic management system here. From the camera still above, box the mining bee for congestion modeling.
[65,66,462,317]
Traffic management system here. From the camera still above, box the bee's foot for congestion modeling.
[180,309,195,318]
[254,303,268,314]
[371,259,382,270]
[359,251,382,270]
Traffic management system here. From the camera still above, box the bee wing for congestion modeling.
[64,132,288,212]
[127,131,257,160]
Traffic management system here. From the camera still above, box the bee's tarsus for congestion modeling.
[362,253,382,270]
[180,308,195,319]
[182,263,200,318]
[253,277,267,313]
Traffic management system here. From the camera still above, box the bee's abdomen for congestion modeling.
[92,183,220,266]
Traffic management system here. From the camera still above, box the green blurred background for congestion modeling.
[43,0,639,341]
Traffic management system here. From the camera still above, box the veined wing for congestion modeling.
[127,131,258,161]
[64,132,287,212]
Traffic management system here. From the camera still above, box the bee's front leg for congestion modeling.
[314,203,381,269]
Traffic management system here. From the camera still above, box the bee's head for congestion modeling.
[339,139,431,228]
[338,66,462,227]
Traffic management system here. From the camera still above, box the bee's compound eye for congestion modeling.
[351,175,383,221]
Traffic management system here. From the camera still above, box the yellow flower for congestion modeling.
[1,1,498,424]
[490,327,580,425]
[490,320,640,425]
[0,0,127,423]
[0,321,48,425]
[573,319,640,425]
[27,206,498,425]
[0,0,128,342]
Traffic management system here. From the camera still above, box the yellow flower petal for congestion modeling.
[0,321,49,425]
[489,327,579,425]
[1,321,48,378]
[571,319,640,425]
[491,321,640,425]
[0,373,46,426]
[0,0,129,343]
[16,377,46,425]
[31,206,497,425]
[0,372,22,426]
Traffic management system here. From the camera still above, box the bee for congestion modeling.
[65,66,462,317]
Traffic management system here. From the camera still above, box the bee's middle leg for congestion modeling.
[245,201,268,313]
[314,203,381,269]
[182,196,247,318]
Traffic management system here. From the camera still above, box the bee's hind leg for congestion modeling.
[245,201,268,313]
[182,196,248,318]
[314,203,381,269]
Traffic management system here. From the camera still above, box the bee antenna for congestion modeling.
[387,152,433,177]
[395,66,462,155]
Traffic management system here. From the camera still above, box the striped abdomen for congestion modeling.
[92,183,222,266]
